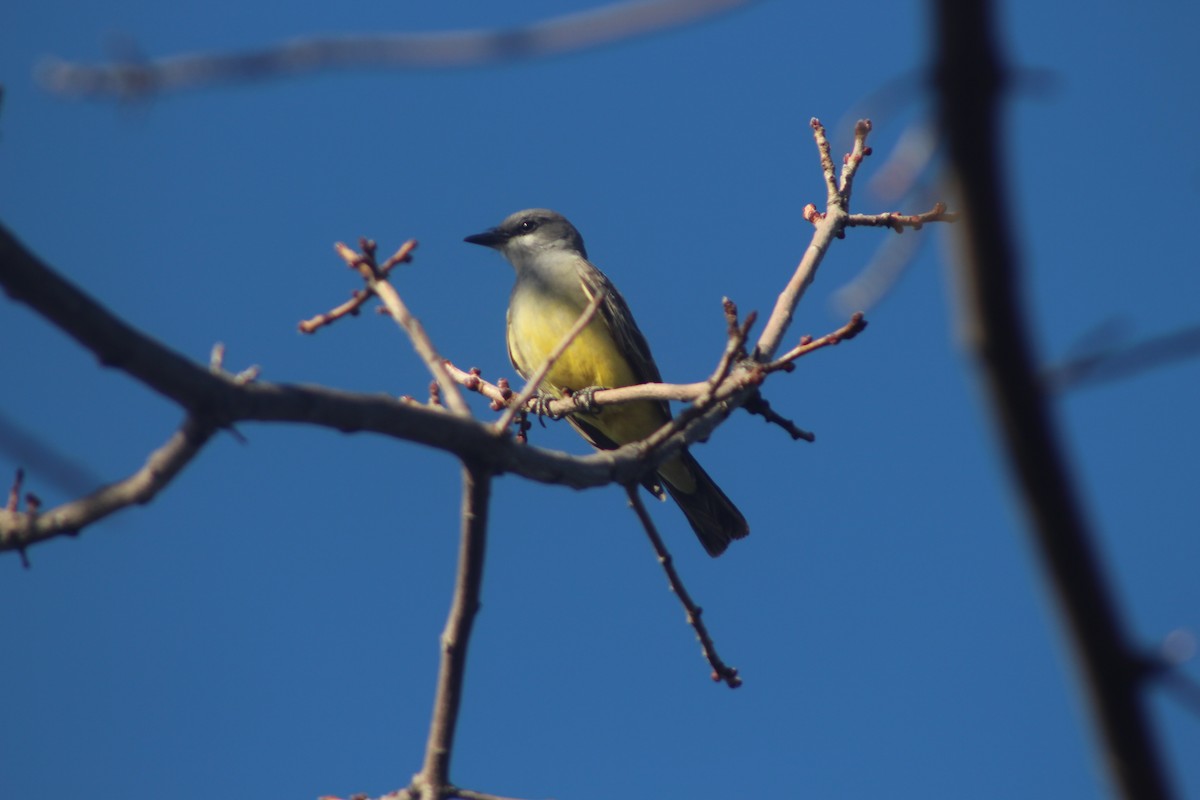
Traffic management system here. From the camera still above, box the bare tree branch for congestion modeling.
[625,485,741,688]
[932,1,1174,797]
[442,363,513,412]
[0,222,231,411]
[741,392,814,441]
[763,313,868,374]
[299,239,417,334]
[333,239,471,417]
[755,120,880,361]
[845,202,958,232]
[37,0,757,99]
[1044,322,1200,392]
[0,416,216,553]
[413,463,492,800]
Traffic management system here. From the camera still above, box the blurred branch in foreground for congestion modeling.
[0,409,104,497]
[1044,321,1200,393]
[38,0,755,99]
[932,1,1175,799]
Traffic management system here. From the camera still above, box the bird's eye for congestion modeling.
[519,219,539,233]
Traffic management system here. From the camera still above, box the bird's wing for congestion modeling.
[577,263,665,388]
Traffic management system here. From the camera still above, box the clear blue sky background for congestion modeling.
[3,2,1198,798]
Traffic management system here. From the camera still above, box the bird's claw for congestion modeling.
[569,385,607,414]
[530,392,562,420]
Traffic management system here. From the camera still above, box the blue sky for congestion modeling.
[3,2,1199,798]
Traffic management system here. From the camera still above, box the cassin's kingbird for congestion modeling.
[465,209,749,557]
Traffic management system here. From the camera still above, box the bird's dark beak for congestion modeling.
[464,227,509,249]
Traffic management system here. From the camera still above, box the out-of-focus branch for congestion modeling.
[0,416,215,553]
[38,0,756,100]
[833,212,926,315]
[0,223,231,411]
[932,2,1174,798]
[1044,322,1200,392]
[0,409,104,497]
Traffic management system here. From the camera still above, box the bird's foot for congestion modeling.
[530,391,563,420]
[568,385,608,414]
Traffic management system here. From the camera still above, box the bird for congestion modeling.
[464,208,748,556]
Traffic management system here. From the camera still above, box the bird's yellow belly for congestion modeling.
[508,310,638,395]
[507,291,675,464]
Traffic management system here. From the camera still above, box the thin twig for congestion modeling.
[443,363,514,412]
[5,468,22,513]
[297,288,371,333]
[753,119,860,361]
[813,118,839,202]
[303,240,416,333]
[837,119,874,200]
[493,286,607,434]
[334,240,470,417]
[742,392,814,441]
[624,485,741,688]
[697,302,756,408]
[414,462,492,800]
[764,313,867,373]
[846,202,958,232]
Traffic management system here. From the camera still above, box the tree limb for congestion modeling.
[932,2,1174,797]
[0,416,216,553]
[39,0,756,99]
[413,462,492,800]
[625,486,741,688]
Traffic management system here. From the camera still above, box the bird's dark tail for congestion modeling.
[660,451,749,557]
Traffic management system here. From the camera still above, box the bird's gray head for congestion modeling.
[464,209,588,268]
